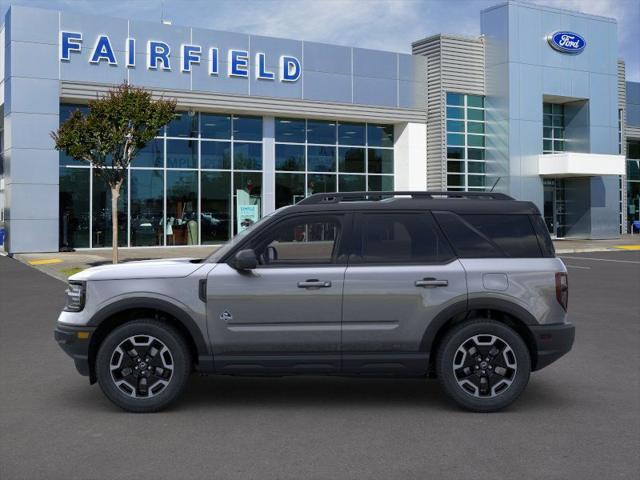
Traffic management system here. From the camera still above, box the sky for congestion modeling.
[1,0,638,80]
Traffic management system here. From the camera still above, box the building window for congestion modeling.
[543,103,565,154]
[59,103,263,247]
[274,118,394,209]
[445,92,486,191]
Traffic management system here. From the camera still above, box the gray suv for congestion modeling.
[55,191,574,412]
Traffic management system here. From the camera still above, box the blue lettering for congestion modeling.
[60,31,82,61]
[90,35,117,65]
[181,44,201,72]
[280,56,301,82]
[126,38,135,67]
[256,53,275,80]
[229,50,249,77]
[148,41,171,70]
[209,48,219,75]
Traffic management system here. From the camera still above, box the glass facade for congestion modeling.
[627,140,640,232]
[274,118,394,209]
[58,107,396,248]
[58,104,263,248]
[543,103,565,154]
[445,92,486,191]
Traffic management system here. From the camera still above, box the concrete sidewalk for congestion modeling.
[6,235,640,281]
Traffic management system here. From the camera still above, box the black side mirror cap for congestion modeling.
[232,249,258,270]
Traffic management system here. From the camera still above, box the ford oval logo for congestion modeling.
[547,31,586,54]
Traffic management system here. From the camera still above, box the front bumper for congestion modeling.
[530,322,575,371]
[54,324,96,378]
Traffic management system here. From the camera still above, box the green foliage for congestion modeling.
[51,83,176,187]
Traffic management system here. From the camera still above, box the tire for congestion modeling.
[96,319,191,413]
[436,319,531,412]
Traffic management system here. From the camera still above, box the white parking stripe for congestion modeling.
[560,256,640,264]
[564,264,591,269]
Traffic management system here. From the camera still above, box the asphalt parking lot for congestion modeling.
[1,251,638,480]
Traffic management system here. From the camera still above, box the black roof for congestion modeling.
[278,191,541,216]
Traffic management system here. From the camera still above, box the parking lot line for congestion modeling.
[560,256,640,264]
[564,264,591,269]
[613,245,640,250]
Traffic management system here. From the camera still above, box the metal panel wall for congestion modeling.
[412,34,485,189]
[60,81,426,124]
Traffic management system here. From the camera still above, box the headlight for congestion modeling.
[64,282,86,312]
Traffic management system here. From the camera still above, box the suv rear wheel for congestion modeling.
[96,319,191,413]
[436,319,530,412]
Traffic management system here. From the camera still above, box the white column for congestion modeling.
[393,122,427,191]
[262,116,276,214]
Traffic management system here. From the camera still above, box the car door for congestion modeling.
[341,211,467,374]
[206,213,349,374]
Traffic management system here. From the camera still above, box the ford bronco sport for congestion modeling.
[55,191,574,412]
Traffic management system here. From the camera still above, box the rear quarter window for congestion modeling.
[434,212,543,258]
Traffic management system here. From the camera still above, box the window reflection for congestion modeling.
[201,141,231,169]
[276,173,305,209]
[130,170,164,247]
[167,139,197,169]
[166,171,198,245]
[92,170,127,247]
[201,113,231,139]
[201,171,231,244]
[167,111,198,138]
[59,167,90,249]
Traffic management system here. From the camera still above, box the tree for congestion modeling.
[52,83,176,263]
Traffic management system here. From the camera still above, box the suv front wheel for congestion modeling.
[96,319,192,413]
[436,319,531,412]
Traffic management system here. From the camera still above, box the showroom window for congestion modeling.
[58,104,263,248]
[543,103,565,154]
[445,93,486,191]
[274,118,395,209]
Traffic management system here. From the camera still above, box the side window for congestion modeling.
[434,211,543,258]
[250,216,342,266]
[461,214,542,258]
[530,214,556,257]
[354,212,454,264]
[433,211,502,258]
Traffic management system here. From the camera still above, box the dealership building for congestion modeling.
[0,1,639,252]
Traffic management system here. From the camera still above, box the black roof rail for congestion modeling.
[297,191,513,205]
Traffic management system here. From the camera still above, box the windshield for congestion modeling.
[205,210,279,263]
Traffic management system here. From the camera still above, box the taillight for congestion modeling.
[555,272,568,311]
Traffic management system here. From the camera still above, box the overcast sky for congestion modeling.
[1,0,638,80]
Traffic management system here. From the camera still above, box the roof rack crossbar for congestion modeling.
[297,191,513,205]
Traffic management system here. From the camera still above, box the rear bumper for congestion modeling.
[54,324,96,378]
[530,322,575,371]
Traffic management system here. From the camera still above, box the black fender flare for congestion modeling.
[87,297,210,359]
[419,297,538,355]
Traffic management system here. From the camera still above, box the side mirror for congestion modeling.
[232,249,258,270]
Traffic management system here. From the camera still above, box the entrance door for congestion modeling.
[206,213,349,373]
[543,178,568,238]
[341,211,467,374]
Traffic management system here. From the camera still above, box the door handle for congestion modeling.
[297,279,332,289]
[415,278,448,288]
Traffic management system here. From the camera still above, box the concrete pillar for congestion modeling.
[3,6,60,253]
[394,122,427,191]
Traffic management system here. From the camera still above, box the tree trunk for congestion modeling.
[111,182,122,264]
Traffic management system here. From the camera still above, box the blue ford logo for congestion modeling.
[547,31,586,54]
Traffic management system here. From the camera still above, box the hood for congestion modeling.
[69,258,205,281]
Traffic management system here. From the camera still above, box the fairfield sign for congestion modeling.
[59,31,302,82]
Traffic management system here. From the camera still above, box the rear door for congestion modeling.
[341,211,467,374]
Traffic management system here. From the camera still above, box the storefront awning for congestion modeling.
[538,152,626,177]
